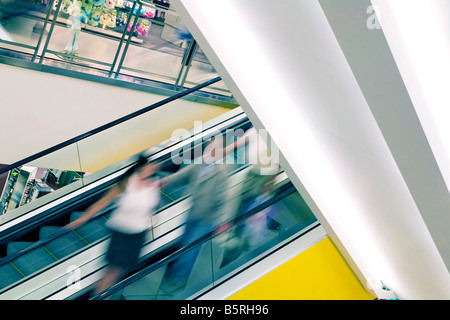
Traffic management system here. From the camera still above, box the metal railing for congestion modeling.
[0,0,231,96]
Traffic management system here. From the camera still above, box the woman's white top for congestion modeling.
[106,175,160,234]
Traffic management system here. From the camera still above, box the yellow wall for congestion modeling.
[228,237,375,300]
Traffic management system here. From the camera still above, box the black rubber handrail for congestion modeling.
[0,115,251,271]
[90,182,297,300]
[0,76,222,176]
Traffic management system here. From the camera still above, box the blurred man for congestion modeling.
[159,137,231,294]
[220,126,282,267]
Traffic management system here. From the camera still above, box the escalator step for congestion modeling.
[70,211,110,243]
[0,263,25,290]
[39,226,87,260]
[7,241,34,256]
[159,196,172,208]
[163,185,188,202]
[0,212,110,289]
[76,220,110,244]
[69,211,84,222]
[7,242,56,276]
[39,226,61,239]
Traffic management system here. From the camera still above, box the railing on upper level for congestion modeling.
[0,0,233,100]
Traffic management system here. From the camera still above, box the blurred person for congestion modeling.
[175,24,192,49]
[65,155,161,295]
[220,185,283,268]
[159,137,232,294]
[220,126,282,267]
[229,126,280,211]
[56,0,84,59]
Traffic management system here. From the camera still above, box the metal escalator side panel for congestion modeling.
[0,109,247,240]
[49,171,291,300]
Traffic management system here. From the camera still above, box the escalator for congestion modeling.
[0,78,319,300]
[0,106,256,299]
[0,105,320,300]
[86,181,319,301]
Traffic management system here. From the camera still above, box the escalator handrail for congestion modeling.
[0,117,253,267]
[0,76,222,176]
[0,109,248,239]
[90,182,297,300]
[0,164,286,296]
[0,158,257,275]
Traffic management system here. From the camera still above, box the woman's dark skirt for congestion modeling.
[106,229,147,270]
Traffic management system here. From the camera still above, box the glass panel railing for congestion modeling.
[0,99,251,293]
[117,13,187,86]
[0,209,111,291]
[39,0,135,73]
[0,0,234,99]
[0,144,83,224]
[115,3,199,87]
[92,184,318,300]
[180,45,232,98]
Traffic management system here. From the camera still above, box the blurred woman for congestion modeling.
[66,155,161,295]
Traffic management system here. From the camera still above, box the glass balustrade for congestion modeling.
[0,144,84,224]
[94,188,318,300]
[0,79,232,226]
[0,0,233,98]
[0,120,291,294]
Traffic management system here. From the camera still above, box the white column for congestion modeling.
[171,0,450,299]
